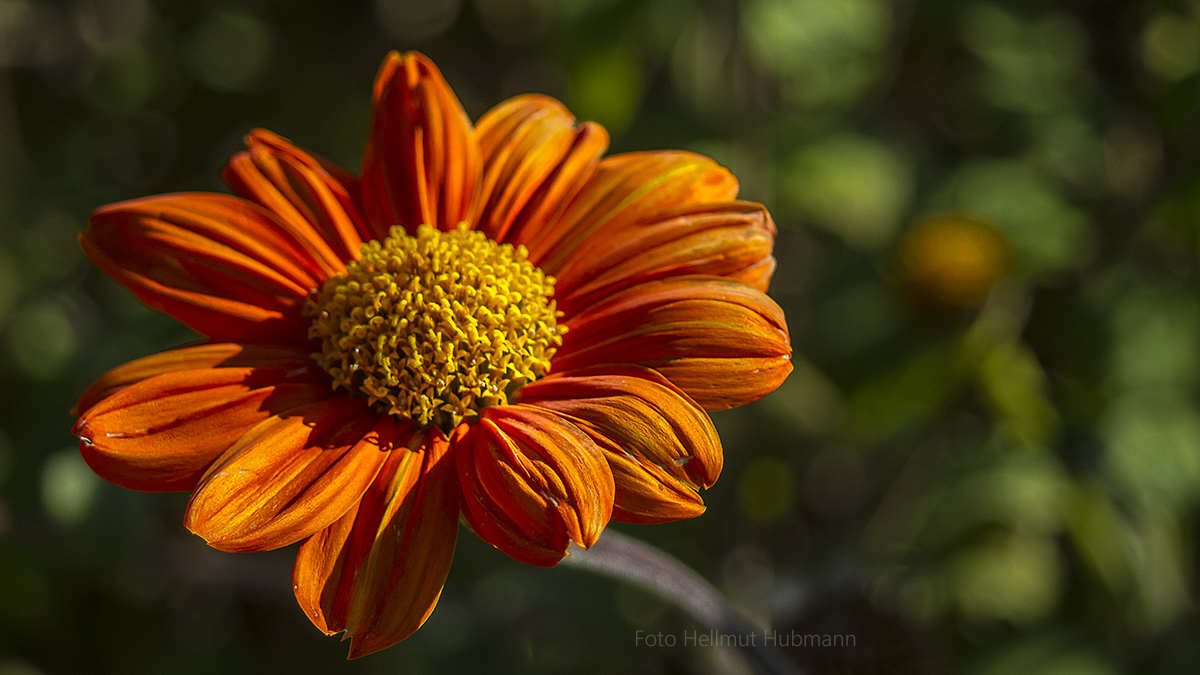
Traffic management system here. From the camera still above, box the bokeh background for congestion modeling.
[0,0,1198,673]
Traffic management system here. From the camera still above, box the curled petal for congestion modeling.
[293,428,459,659]
[555,201,777,312]
[73,354,330,492]
[726,256,777,291]
[529,151,739,271]
[555,276,792,410]
[224,128,370,266]
[518,365,721,524]
[474,95,608,243]
[363,51,479,237]
[455,406,614,567]
[185,398,393,552]
[82,194,324,343]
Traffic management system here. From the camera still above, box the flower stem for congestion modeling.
[562,529,805,675]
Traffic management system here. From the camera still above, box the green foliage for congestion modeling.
[0,0,1197,673]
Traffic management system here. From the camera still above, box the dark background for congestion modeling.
[0,0,1198,673]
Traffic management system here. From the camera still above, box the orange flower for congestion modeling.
[72,52,791,657]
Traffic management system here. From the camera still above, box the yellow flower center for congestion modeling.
[305,224,564,430]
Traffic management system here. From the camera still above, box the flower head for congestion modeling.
[72,51,791,657]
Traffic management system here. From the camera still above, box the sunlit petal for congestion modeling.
[555,276,792,409]
[224,128,371,265]
[518,365,721,523]
[185,398,392,552]
[455,405,614,566]
[362,51,480,237]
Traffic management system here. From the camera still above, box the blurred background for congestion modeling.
[0,0,1198,673]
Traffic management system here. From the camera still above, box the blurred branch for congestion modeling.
[563,529,805,675]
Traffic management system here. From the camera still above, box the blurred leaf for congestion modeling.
[975,340,1059,446]
[6,296,77,381]
[569,48,643,136]
[39,448,101,527]
[1102,388,1200,506]
[961,2,1091,114]
[782,134,914,249]
[1066,481,1135,598]
[1030,115,1106,191]
[741,0,891,108]
[951,531,1062,625]
[842,342,960,442]
[670,13,734,118]
[937,159,1092,275]
[953,453,1069,536]
[1141,10,1200,82]
[1125,499,1191,633]
[1109,283,1200,389]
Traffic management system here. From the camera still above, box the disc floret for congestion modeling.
[306,224,564,430]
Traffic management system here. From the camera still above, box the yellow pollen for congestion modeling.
[305,224,564,430]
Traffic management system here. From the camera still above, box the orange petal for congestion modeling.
[73,354,331,493]
[185,398,393,552]
[293,499,358,636]
[727,256,777,291]
[527,151,739,272]
[82,194,324,343]
[292,428,459,659]
[555,276,792,410]
[455,406,614,567]
[474,94,608,243]
[74,343,315,415]
[651,356,794,411]
[224,129,370,266]
[554,200,777,312]
[517,365,721,524]
[362,51,480,237]
[501,122,608,251]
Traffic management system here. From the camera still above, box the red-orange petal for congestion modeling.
[223,128,370,266]
[554,200,777,313]
[501,124,608,252]
[554,276,792,410]
[727,256,778,291]
[362,51,480,238]
[517,365,721,524]
[293,499,358,636]
[652,356,794,411]
[292,426,423,637]
[185,397,393,552]
[74,343,313,415]
[474,94,609,243]
[292,428,459,659]
[73,353,331,493]
[527,151,739,273]
[82,194,324,343]
[454,406,614,567]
